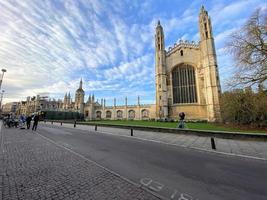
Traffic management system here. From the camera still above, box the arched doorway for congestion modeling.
[96,111,101,119]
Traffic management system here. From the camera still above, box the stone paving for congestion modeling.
[46,122,267,160]
[0,125,161,200]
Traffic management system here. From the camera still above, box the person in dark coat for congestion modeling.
[26,116,32,129]
[32,114,39,131]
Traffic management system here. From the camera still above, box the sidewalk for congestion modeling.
[0,125,161,200]
[46,122,267,160]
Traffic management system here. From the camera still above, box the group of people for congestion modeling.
[3,114,18,128]
[18,114,40,131]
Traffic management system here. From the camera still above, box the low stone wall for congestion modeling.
[81,122,267,141]
[43,120,267,141]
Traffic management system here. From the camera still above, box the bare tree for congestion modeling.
[226,8,267,87]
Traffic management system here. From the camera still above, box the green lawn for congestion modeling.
[82,120,267,134]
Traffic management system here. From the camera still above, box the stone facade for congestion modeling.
[16,96,62,116]
[1,102,19,114]
[82,96,156,121]
[155,6,221,122]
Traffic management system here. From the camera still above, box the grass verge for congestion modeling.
[81,120,267,134]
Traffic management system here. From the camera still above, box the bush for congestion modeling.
[220,88,267,128]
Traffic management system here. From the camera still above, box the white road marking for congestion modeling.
[170,190,178,199]
[140,178,153,186]
[149,181,164,192]
[178,193,194,200]
[140,177,198,200]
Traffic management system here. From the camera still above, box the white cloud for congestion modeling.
[1,0,266,105]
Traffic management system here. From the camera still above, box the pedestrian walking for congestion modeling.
[26,115,32,129]
[32,114,39,131]
[177,112,185,128]
[19,114,26,129]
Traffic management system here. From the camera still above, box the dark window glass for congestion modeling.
[172,64,197,104]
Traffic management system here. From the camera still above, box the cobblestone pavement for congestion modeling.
[46,122,267,160]
[0,124,162,200]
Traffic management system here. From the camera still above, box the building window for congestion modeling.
[141,109,149,119]
[96,111,101,119]
[106,111,112,118]
[180,50,183,56]
[159,96,161,100]
[172,64,197,104]
[117,110,123,118]
[128,110,135,119]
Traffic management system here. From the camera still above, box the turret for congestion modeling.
[199,6,221,121]
[155,20,168,119]
[79,78,83,89]
[68,92,71,105]
[92,94,95,103]
[88,94,91,104]
[63,92,67,108]
[75,78,85,113]
[125,97,127,106]
[199,6,213,41]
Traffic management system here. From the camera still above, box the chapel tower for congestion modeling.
[199,6,221,121]
[155,21,168,119]
[75,78,85,113]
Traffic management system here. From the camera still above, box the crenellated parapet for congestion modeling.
[166,40,199,56]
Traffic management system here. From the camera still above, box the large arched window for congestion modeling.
[96,111,101,119]
[172,64,197,104]
[106,111,112,119]
[117,110,123,118]
[141,109,149,119]
[128,110,135,119]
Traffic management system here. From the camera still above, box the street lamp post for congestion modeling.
[0,90,5,113]
[0,69,7,90]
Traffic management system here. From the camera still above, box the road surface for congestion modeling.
[38,123,267,200]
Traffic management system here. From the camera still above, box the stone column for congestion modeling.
[124,97,128,120]
[137,96,141,120]
[113,98,116,120]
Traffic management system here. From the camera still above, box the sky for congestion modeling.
[0,0,266,106]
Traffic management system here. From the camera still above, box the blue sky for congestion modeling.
[0,0,267,105]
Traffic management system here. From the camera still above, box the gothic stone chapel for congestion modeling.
[155,6,221,122]
[61,6,221,122]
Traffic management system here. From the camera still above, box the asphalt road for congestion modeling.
[37,124,267,200]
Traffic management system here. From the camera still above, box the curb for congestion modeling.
[79,122,267,141]
[42,120,267,141]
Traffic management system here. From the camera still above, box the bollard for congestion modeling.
[94,125,97,131]
[44,120,46,123]
[211,137,216,150]
[131,128,133,136]
[51,121,53,124]
[74,120,76,128]
[61,122,62,126]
